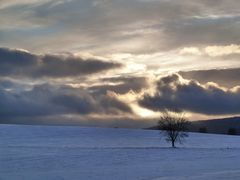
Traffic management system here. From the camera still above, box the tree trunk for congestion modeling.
[171,140,175,148]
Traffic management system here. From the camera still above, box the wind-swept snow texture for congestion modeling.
[1,124,240,180]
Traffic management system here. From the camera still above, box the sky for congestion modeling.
[0,0,240,128]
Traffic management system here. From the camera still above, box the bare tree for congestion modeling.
[158,112,190,148]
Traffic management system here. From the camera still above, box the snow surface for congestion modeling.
[1,124,240,180]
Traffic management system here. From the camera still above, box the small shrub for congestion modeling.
[199,127,208,133]
[228,128,237,135]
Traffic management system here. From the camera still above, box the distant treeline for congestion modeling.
[147,116,240,135]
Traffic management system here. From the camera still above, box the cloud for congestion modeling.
[1,0,240,127]
[88,76,149,94]
[205,44,240,57]
[0,47,121,78]
[179,44,240,57]
[179,47,202,56]
[139,74,240,115]
[34,54,121,78]
[1,0,240,53]
[179,68,240,88]
[161,16,240,51]
[0,0,52,9]
[0,83,132,120]
[0,48,37,76]
[0,80,149,128]
[0,79,30,92]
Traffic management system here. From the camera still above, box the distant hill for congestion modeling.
[146,116,240,135]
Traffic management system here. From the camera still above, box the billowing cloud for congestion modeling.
[0,47,121,78]
[0,79,159,128]
[0,83,132,120]
[139,74,240,115]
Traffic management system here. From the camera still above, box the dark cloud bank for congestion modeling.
[0,79,156,128]
[0,47,129,117]
[139,74,240,115]
[0,47,121,78]
[0,83,132,121]
[0,47,138,126]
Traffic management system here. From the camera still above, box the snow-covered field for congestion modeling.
[1,124,240,180]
